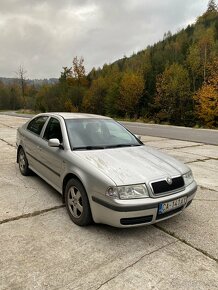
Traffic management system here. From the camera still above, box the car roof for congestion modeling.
[38,112,112,120]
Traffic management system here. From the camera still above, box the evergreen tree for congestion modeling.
[207,0,218,12]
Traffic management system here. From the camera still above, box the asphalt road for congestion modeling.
[121,121,218,145]
[1,112,217,145]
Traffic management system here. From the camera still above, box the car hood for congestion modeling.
[74,145,189,186]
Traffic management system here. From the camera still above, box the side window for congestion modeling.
[43,117,63,142]
[27,116,48,136]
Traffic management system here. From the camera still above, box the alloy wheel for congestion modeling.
[19,150,26,173]
[67,186,83,218]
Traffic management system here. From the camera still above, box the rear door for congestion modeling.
[24,115,49,173]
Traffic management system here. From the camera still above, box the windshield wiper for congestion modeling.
[105,144,141,149]
[73,146,105,150]
[73,144,142,150]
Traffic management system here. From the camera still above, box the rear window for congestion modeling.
[27,116,48,136]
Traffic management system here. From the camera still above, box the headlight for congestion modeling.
[183,171,194,186]
[106,184,149,199]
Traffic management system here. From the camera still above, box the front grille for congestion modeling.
[120,215,153,225]
[151,176,184,195]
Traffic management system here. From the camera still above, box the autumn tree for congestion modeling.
[194,59,218,127]
[72,56,87,87]
[154,63,191,124]
[118,72,144,117]
[104,65,122,116]
[198,27,215,82]
[58,57,88,112]
[82,77,107,114]
[123,50,151,77]
[187,44,201,92]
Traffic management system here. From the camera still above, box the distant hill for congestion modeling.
[0,77,58,86]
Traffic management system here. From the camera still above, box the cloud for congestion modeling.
[0,0,208,78]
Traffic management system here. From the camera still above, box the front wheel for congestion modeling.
[18,148,31,176]
[65,178,92,226]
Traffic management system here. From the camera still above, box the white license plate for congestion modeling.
[158,196,187,214]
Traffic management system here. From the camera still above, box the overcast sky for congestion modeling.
[0,0,209,79]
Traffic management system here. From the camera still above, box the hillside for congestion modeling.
[85,1,218,127]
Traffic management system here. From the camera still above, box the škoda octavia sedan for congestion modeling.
[17,113,197,227]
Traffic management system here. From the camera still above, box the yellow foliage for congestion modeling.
[119,72,144,116]
[64,99,78,112]
[82,77,107,114]
[194,60,218,127]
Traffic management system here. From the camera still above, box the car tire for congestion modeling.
[18,148,31,176]
[65,178,92,226]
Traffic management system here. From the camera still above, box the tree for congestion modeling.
[194,84,218,127]
[59,67,72,83]
[0,81,10,109]
[163,30,172,40]
[72,56,87,86]
[198,28,215,82]
[207,0,218,12]
[35,84,50,112]
[118,72,144,117]
[82,77,107,114]
[187,44,201,92]
[57,57,88,112]
[16,65,27,108]
[154,63,191,124]
[9,83,20,110]
[194,59,218,127]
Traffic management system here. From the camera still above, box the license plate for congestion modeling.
[158,196,187,214]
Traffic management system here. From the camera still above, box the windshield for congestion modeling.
[65,118,142,150]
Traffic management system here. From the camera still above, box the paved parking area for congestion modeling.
[0,115,217,290]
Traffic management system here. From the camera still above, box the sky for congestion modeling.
[0,0,209,79]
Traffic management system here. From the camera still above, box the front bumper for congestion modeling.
[91,181,197,227]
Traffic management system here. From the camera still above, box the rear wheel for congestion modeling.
[18,148,30,176]
[65,178,92,226]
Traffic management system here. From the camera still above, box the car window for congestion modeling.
[43,117,63,142]
[65,119,141,149]
[27,116,48,136]
[105,122,133,142]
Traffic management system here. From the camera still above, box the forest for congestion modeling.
[0,0,217,128]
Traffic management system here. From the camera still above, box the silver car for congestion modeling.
[16,113,197,227]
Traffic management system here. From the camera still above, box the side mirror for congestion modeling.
[48,138,60,147]
[135,134,141,141]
